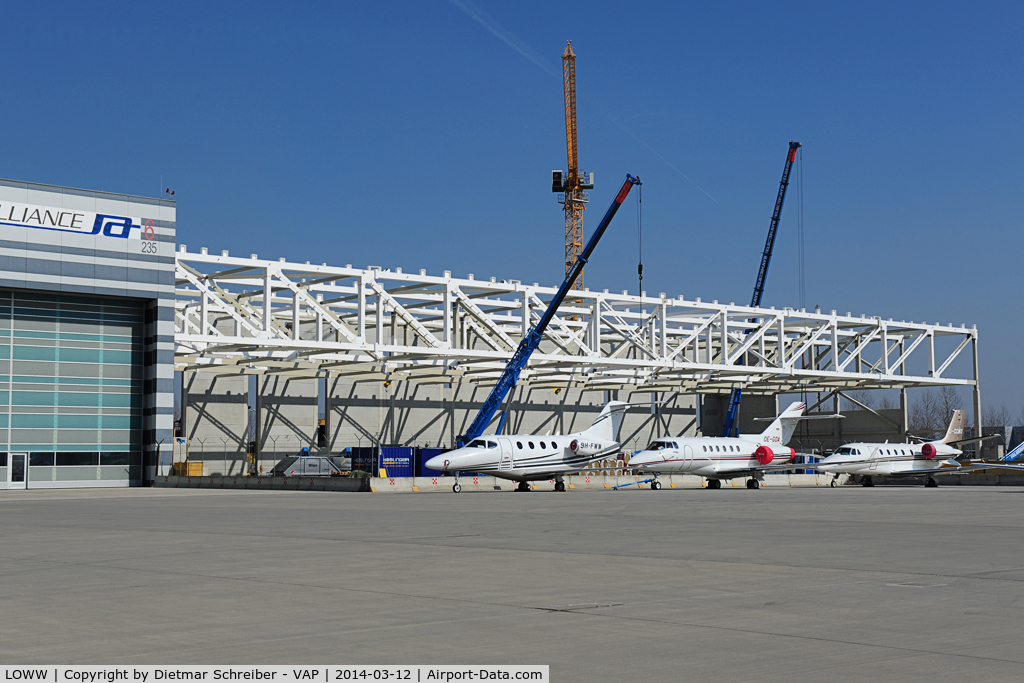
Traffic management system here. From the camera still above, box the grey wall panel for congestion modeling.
[258,377,317,463]
[183,373,248,476]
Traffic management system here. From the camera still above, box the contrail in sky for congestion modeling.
[447,0,716,203]
[602,111,718,203]
[447,0,559,76]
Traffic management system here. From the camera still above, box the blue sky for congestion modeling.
[2,1,1021,417]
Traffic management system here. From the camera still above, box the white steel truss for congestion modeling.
[174,248,979,394]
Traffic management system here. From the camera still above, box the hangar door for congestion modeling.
[0,290,144,488]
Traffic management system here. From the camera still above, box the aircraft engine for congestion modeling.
[754,445,774,465]
[922,443,937,459]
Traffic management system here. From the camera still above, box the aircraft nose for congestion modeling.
[424,454,449,471]
[630,452,654,468]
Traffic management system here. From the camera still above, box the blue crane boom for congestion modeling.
[720,141,801,437]
[456,174,641,448]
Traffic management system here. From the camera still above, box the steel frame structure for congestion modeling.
[174,248,980,398]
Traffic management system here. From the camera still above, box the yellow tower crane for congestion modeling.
[552,41,594,292]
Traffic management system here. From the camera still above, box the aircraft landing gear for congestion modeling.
[925,476,939,488]
[830,474,839,488]
[861,476,874,487]
[554,479,566,492]
[746,479,760,489]
[650,479,662,490]
[452,483,462,493]
[707,479,722,490]
[516,480,531,492]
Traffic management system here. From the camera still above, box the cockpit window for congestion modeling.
[836,447,851,455]
[645,441,668,450]
[468,440,488,449]
[487,441,498,449]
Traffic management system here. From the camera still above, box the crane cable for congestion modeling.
[636,183,643,293]
[797,146,805,310]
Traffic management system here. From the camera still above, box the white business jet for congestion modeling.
[628,401,808,489]
[815,409,1023,487]
[425,401,630,492]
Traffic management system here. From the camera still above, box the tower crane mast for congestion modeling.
[552,41,593,291]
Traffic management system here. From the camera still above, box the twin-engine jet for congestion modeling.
[628,402,808,489]
[815,409,1024,487]
[424,401,630,492]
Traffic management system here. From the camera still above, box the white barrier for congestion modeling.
[369,471,841,492]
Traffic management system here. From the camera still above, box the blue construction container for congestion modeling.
[380,446,414,478]
[350,447,377,474]
[418,448,449,477]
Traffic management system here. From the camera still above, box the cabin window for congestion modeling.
[528,441,535,449]
[702,446,707,452]
[540,441,546,449]
[517,442,523,449]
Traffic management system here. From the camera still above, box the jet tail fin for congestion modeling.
[757,401,806,445]
[580,401,630,443]
[941,409,965,444]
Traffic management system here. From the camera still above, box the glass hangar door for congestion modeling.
[8,453,26,489]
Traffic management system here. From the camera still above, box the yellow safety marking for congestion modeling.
[568,484,576,489]
[670,483,676,488]
[378,468,388,478]
[369,486,377,492]
[411,486,419,492]
[731,481,738,487]
[604,483,611,488]
[701,481,707,488]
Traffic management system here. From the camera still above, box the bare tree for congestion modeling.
[936,386,964,428]
[984,403,1011,428]
[878,394,895,410]
[909,391,940,436]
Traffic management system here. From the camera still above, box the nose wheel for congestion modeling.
[746,479,760,489]
[452,482,462,493]
[650,479,662,490]
[516,481,531,492]
[554,480,566,492]
[925,476,939,488]
[706,479,722,489]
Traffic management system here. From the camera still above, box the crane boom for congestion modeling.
[721,141,801,437]
[457,174,641,447]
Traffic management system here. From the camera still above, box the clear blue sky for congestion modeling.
[3,1,1021,417]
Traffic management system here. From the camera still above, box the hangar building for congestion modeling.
[0,179,174,490]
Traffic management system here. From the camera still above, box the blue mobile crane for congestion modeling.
[456,174,641,448]
[720,141,801,437]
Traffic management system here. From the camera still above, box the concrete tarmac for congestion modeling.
[2,486,1024,682]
